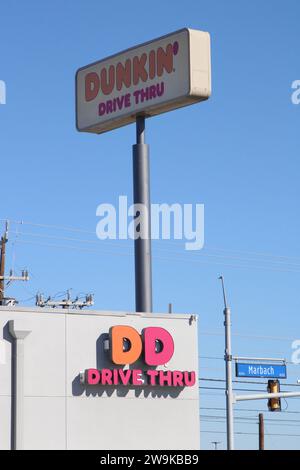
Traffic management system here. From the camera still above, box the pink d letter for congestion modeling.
[86,368,100,385]
[143,327,174,366]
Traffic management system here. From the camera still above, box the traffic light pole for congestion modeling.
[132,116,153,313]
[219,276,234,451]
[234,391,300,402]
[219,277,300,450]
[224,305,234,450]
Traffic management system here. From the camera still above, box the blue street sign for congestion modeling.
[235,362,287,379]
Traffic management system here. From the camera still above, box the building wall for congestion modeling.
[0,307,200,450]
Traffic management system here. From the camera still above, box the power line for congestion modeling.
[200,406,300,414]
[199,355,298,365]
[199,377,300,387]
[200,415,300,425]
[5,222,300,273]
[199,331,298,342]
[201,430,300,437]
[199,385,296,393]
[4,218,300,264]
[14,238,300,274]
[11,228,300,270]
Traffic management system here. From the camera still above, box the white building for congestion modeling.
[0,306,200,450]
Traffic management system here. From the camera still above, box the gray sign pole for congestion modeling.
[132,116,153,312]
[219,276,234,450]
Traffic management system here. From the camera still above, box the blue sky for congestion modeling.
[1,0,300,450]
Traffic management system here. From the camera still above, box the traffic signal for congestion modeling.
[267,379,281,412]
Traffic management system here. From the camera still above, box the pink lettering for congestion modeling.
[101,368,113,385]
[146,370,159,386]
[172,371,184,387]
[159,370,172,386]
[113,369,119,385]
[86,368,100,385]
[132,369,143,386]
[144,327,174,366]
[118,369,132,386]
[99,102,106,116]
[184,371,196,387]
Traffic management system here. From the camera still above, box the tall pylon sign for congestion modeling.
[76,29,212,312]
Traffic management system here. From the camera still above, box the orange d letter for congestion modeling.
[110,326,142,365]
[85,72,100,102]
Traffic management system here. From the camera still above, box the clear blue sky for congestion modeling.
[1,0,300,450]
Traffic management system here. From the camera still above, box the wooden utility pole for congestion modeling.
[259,413,264,450]
[0,221,29,307]
[0,222,8,305]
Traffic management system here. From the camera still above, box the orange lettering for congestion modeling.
[110,325,142,365]
[85,72,100,102]
[116,59,131,91]
[133,53,148,85]
[157,43,174,77]
[101,65,115,95]
[149,50,156,80]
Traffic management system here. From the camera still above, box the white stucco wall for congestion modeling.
[0,307,200,450]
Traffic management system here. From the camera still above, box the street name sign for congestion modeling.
[76,28,211,134]
[236,362,287,379]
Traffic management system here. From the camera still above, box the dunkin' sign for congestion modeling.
[76,28,211,134]
[80,326,196,388]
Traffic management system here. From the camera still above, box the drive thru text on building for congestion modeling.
[81,325,196,387]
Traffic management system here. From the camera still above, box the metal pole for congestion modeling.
[224,305,234,450]
[235,391,300,402]
[233,356,286,363]
[259,413,264,450]
[219,276,234,450]
[0,238,6,304]
[0,221,8,305]
[132,116,152,312]
[9,320,31,450]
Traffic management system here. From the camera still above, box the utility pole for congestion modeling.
[0,221,29,306]
[0,221,8,305]
[259,413,264,450]
[219,276,234,451]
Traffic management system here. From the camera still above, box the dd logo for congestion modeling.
[109,325,174,366]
